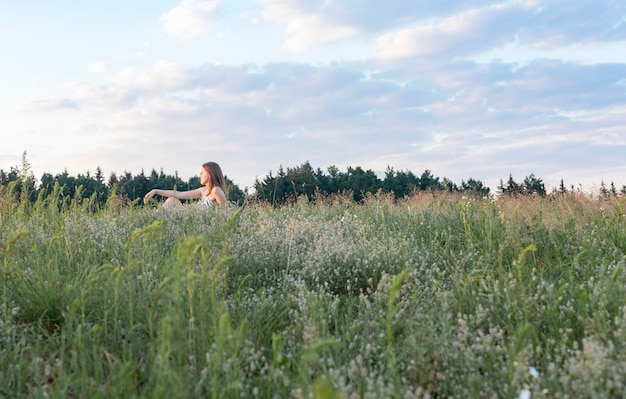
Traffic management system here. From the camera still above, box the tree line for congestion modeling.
[252,162,625,204]
[252,161,492,204]
[2,153,625,208]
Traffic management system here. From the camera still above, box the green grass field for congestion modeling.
[1,189,626,398]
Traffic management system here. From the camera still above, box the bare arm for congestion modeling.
[144,187,203,204]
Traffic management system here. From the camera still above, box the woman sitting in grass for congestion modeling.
[144,161,227,207]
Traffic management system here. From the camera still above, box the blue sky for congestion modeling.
[1,0,625,193]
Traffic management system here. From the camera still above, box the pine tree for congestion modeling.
[559,179,567,196]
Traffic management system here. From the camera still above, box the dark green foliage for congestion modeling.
[522,174,546,196]
[461,178,491,198]
[253,161,492,205]
[253,162,321,204]
[498,173,547,197]
[383,166,420,197]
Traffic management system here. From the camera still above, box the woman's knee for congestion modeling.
[163,197,182,208]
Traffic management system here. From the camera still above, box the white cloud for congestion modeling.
[372,3,524,60]
[160,0,221,39]
[253,0,623,66]
[518,0,626,48]
[369,1,626,61]
[259,0,360,52]
[88,62,107,74]
[283,14,359,53]
[27,98,80,113]
[11,53,623,188]
[108,62,191,94]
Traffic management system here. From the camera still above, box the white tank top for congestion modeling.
[201,188,213,208]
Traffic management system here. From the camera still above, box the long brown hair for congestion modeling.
[202,161,226,191]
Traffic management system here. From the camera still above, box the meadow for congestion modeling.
[1,187,626,398]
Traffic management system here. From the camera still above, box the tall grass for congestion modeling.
[1,187,626,398]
